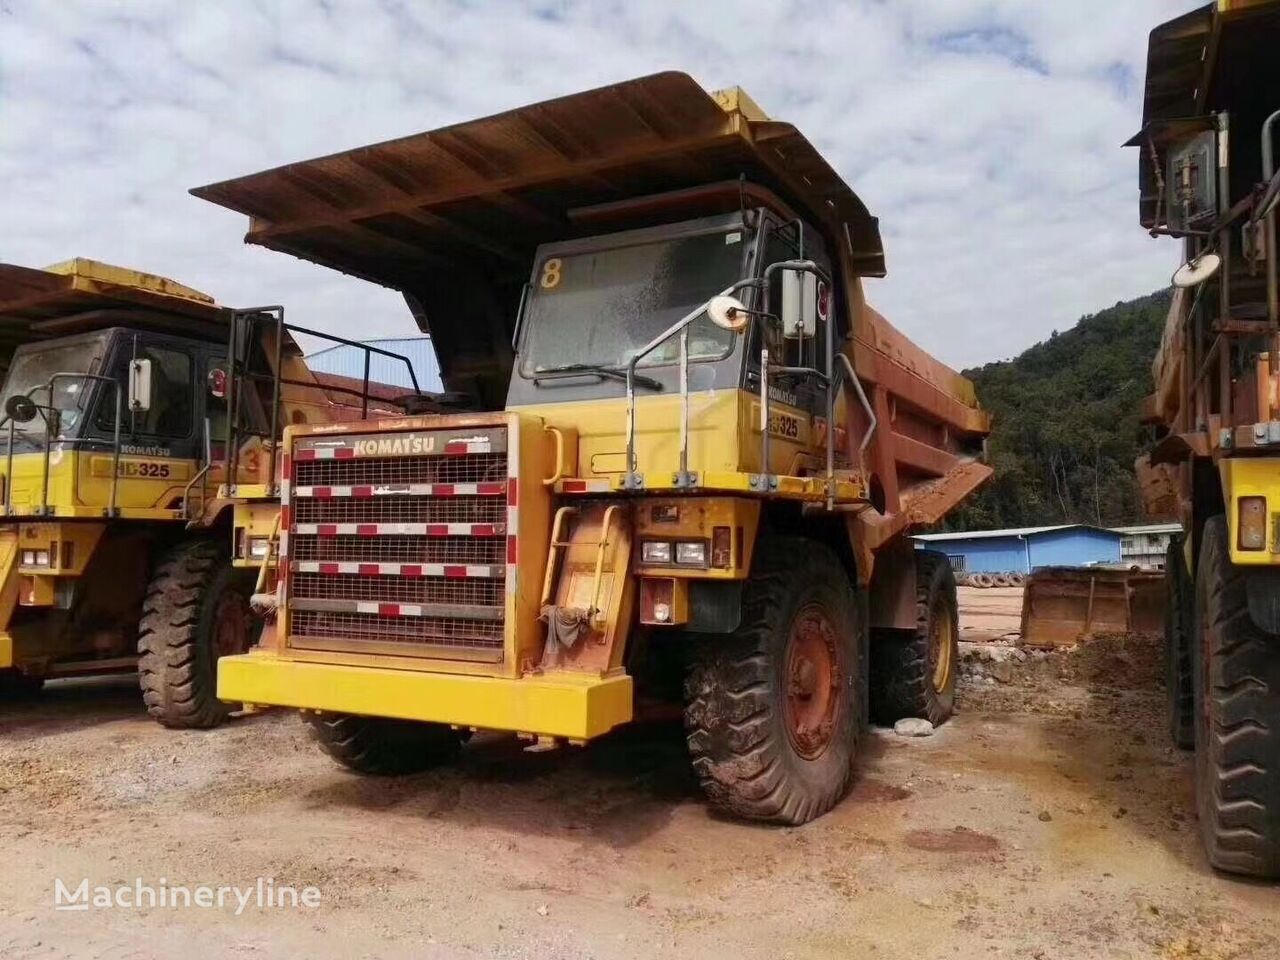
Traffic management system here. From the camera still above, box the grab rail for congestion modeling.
[623,278,759,489]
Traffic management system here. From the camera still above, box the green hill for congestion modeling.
[945,289,1171,531]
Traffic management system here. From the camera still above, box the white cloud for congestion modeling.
[0,0,1198,370]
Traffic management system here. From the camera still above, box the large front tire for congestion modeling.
[306,712,463,775]
[1165,536,1194,750]
[684,537,861,824]
[138,539,254,729]
[1191,517,1280,878]
[870,550,958,726]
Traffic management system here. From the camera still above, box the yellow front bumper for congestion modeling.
[218,653,634,740]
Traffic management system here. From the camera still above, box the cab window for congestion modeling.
[98,344,193,438]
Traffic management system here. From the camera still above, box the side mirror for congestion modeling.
[781,270,828,339]
[707,295,750,332]
[128,358,153,413]
[4,394,37,424]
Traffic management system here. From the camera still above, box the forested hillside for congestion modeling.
[945,289,1171,531]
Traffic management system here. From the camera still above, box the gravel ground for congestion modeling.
[0,628,1276,959]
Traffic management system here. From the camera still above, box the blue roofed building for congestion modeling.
[912,524,1122,575]
[305,336,443,393]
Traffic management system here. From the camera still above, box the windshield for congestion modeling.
[519,229,749,377]
[0,333,110,437]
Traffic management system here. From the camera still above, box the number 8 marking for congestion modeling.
[540,258,562,289]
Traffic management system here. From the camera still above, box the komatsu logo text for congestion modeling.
[349,435,437,457]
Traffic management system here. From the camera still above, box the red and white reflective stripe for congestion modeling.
[356,601,426,617]
[444,438,492,455]
[293,561,503,578]
[293,522,504,537]
[506,424,519,599]
[291,482,506,499]
[560,478,611,493]
[293,447,355,461]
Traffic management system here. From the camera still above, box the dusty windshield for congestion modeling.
[0,333,110,438]
[519,229,749,378]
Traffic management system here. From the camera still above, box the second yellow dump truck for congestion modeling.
[198,75,992,822]
[0,260,420,727]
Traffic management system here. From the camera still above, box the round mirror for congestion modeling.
[707,295,750,332]
[1172,252,1221,289]
[4,394,37,424]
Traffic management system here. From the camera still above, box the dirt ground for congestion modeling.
[0,593,1276,959]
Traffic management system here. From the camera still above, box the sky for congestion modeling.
[0,0,1201,372]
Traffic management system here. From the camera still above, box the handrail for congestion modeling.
[542,425,565,486]
[589,505,622,624]
[224,307,423,497]
[827,352,878,510]
[623,277,759,489]
[25,374,123,518]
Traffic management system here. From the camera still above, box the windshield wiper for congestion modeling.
[533,364,662,391]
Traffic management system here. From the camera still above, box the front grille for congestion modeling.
[285,426,510,659]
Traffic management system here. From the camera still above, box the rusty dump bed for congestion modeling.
[0,258,226,349]
[192,73,889,406]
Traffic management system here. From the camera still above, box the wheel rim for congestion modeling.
[929,597,954,694]
[784,603,842,760]
[213,592,250,659]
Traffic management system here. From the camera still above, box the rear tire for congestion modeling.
[1165,536,1194,750]
[1191,517,1280,878]
[306,712,463,775]
[870,550,959,727]
[138,539,254,729]
[684,537,861,824]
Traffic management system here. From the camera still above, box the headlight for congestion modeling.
[675,541,706,566]
[248,538,273,560]
[21,549,50,567]
[641,541,672,564]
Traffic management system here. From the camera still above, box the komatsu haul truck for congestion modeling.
[1131,1,1280,876]
[198,75,992,822]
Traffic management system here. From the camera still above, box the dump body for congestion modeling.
[200,75,990,821]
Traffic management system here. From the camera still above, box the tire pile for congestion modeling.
[957,571,1026,588]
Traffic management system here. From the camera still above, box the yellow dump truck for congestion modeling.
[198,75,991,822]
[1131,1,1280,876]
[0,259,418,727]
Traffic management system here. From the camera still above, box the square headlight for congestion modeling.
[641,541,672,564]
[675,541,706,566]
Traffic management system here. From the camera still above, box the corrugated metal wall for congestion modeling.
[306,337,442,392]
[916,529,1121,573]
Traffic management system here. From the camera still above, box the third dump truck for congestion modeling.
[197,75,991,822]
[1133,0,1280,876]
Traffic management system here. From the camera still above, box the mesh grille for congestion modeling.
[292,572,503,606]
[292,610,503,649]
[294,495,506,525]
[295,453,507,487]
[286,429,508,660]
[291,534,506,565]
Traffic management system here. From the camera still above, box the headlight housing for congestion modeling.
[675,541,707,566]
[641,541,672,564]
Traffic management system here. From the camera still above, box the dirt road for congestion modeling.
[0,644,1276,959]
